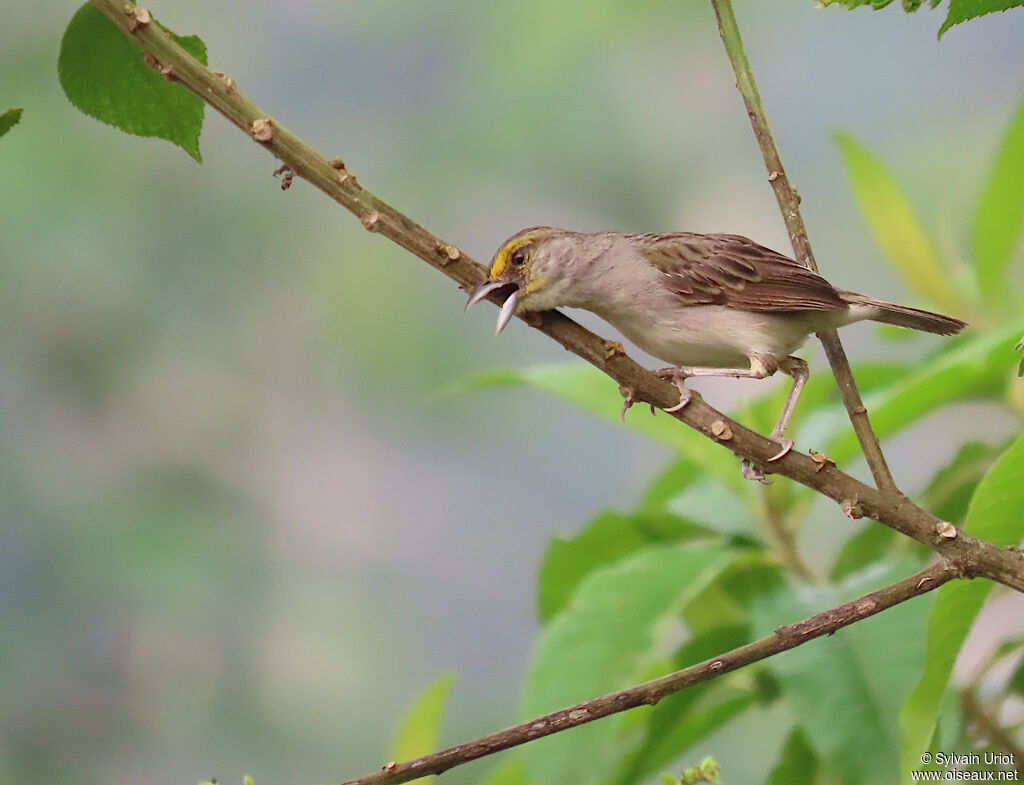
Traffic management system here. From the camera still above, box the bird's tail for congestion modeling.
[838,291,967,336]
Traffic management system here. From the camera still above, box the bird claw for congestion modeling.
[741,459,773,484]
[655,369,693,413]
[663,389,692,413]
[767,438,794,462]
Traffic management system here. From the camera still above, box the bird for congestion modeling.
[466,227,967,479]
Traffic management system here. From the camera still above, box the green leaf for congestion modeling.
[523,543,739,785]
[610,624,753,785]
[1008,652,1024,696]
[58,4,207,161]
[752,559,934,784]
[900,429,1024,784]
[459,364,752,495]
[765,726,818,785]
[0,107,22,139]
[476,757,529,785]
[830,523,902,581]
[392,673,456,764]
[922,440,1005,524]
[822,321,1024,464]
[835,131,963,314]
[638,454,703,511]
[939,0,1024,36]
[678,756,721,785]
[538,510,713,623]
[973,95,1024,312]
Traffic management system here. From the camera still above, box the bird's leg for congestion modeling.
[655,355,779,413]
[766,356,809,462]
[653,355,805,482]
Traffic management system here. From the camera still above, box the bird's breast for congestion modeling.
[594,302,819,368]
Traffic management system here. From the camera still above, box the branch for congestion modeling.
[86,0,1024,594]
[710,0,897,492]
[339,560,961,785]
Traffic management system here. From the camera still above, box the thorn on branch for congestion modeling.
[809,449,835,472]
[213,71,237,94]
[710,420,733,441]
[841,498,864,519]
[250,117,273,143]
[435,241,461,264]
[124,4,151,31]
[603,340,625,360]
[360,208,380,231]
[272,164,294,190]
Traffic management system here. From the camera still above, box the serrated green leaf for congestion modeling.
[939,0,1024,36]
[523,543,739,785]
[835,131,963,314]
[0,108,22,139]
[900,429,1024,784]
[765,726,818,785]
[538,510,713,623]
[58,4,207,161]
[392,673,456,764]
[753,559,934,785]
[973,95,1024,312]
[458,363,752,496]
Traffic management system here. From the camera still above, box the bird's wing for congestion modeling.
[637,232,847,312]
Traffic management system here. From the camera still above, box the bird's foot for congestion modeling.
[619,386,657,421]
[767,438,794,462]
[618,386,635,421]
[741,459,773,485]
[654,368,693,413]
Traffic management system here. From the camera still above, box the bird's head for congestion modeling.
[465,226,578,334]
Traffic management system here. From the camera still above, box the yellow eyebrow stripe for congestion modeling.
[489,228,548,279]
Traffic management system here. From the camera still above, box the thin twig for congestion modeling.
[959,683,1024,776]
[338,560,961,785]
[710,0,898,493]
[761,488,814,580]
[85,0,1024,594]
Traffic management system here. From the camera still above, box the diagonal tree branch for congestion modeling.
[85,0,1024,594]
[710,0,897,492]
[337,560,962,785]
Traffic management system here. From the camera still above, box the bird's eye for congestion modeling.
[510,247,528,268]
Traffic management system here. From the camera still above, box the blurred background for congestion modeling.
[2,1,1022,783]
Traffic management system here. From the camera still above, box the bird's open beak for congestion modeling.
[465,279,520,335]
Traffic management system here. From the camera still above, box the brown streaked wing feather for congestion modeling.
[637,232,847,312]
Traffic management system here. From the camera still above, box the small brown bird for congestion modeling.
[467,227,967,478]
